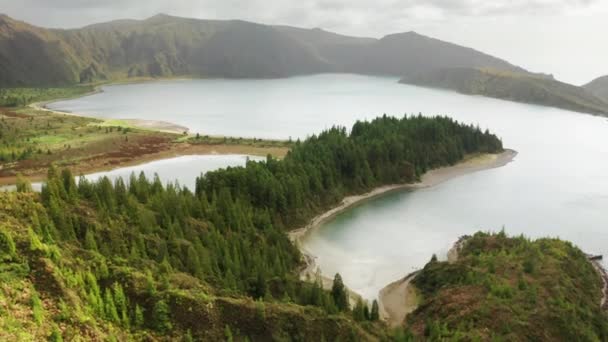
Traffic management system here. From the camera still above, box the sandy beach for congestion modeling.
[289,149,517,244]
[289,149,517,324]
[378,272,420,327]
[31,95,190,135]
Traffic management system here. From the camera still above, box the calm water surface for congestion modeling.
[2,155,260,192]
[50,74,608,299]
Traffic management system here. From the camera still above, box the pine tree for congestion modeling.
[48,325,63,342]
[104,288,119,322]
[225,325,234,342]
[134,304,145,328]
[370,299,380,321]
[15,174,33,192]
[352,298,366,321]
[112,283,129,327]
[153,299,172,332]
[331,273,349,311]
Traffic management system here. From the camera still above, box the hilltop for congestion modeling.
[0,13,526,86]
[405,232,608,341]
[400,67,608,116]
[584,75,608,103]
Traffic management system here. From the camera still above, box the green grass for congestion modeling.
[0,86,95,107]
[185,134,293,148]
[90,119,136,129]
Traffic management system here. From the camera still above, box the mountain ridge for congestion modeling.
[400,67,608,116]
[584,75,608,103]
[0,13,530,86]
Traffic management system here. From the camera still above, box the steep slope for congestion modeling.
[348,32,527,76]
[407,232,608,341]
[0,14,82,86]
[584,75,608,103]
[400,67,608,115]
[0,191,382,341]
[0,13,535,86]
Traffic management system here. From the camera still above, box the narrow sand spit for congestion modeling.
[379,235,471,327]
[31,100,189,135]
[289,149,517,324]
[378,272,420,327]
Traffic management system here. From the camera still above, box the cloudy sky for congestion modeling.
[1,0,606,84]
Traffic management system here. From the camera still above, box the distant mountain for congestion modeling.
[1,13,529,86]
[583,75,608,103]
[400,68,608,116]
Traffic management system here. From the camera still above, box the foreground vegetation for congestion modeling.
[407,232,608,341]
[0,115,502,340]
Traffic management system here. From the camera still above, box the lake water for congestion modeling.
[50,74,608,299]
[1,155,260,192]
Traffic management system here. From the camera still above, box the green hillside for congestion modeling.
[407,232,608,341]
[0,115,502,340]
[0,14,526,86]
[400,68,608,116]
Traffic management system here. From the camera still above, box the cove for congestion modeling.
[48,74,608,300]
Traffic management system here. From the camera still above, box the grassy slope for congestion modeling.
[400,68,608,116]
[0,106,290,184]
[407,232,608,341]
[0,192,383,341]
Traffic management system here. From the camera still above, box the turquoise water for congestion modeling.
[49,74,608,299]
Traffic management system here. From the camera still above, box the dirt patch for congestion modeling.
[0,135,289,186]
[378,272,420,327]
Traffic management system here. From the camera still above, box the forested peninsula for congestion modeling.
[0,115,503,340]
[407,232,608,341]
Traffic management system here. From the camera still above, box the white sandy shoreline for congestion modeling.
[288,149,517,322]
[289,149,517,244]
[29,83,190,134]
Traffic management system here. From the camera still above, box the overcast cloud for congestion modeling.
[1,0,607,84]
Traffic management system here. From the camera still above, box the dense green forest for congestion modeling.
[0,115,502,340]
[407,232,608,341]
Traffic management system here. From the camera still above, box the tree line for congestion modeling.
[32,114,502,331]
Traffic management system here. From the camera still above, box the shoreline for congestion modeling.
[589,257,608,309]
[289,149,517,324]
[0,142,289,187]
[29,84,191,135]
[289,149,517,244]
[378,271,420,327]
[378,235,471,327]
[1,87,289,186]
[378,237,608,328]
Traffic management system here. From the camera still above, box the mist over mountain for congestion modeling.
[584,75,608,103]
[0,13,527,86]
